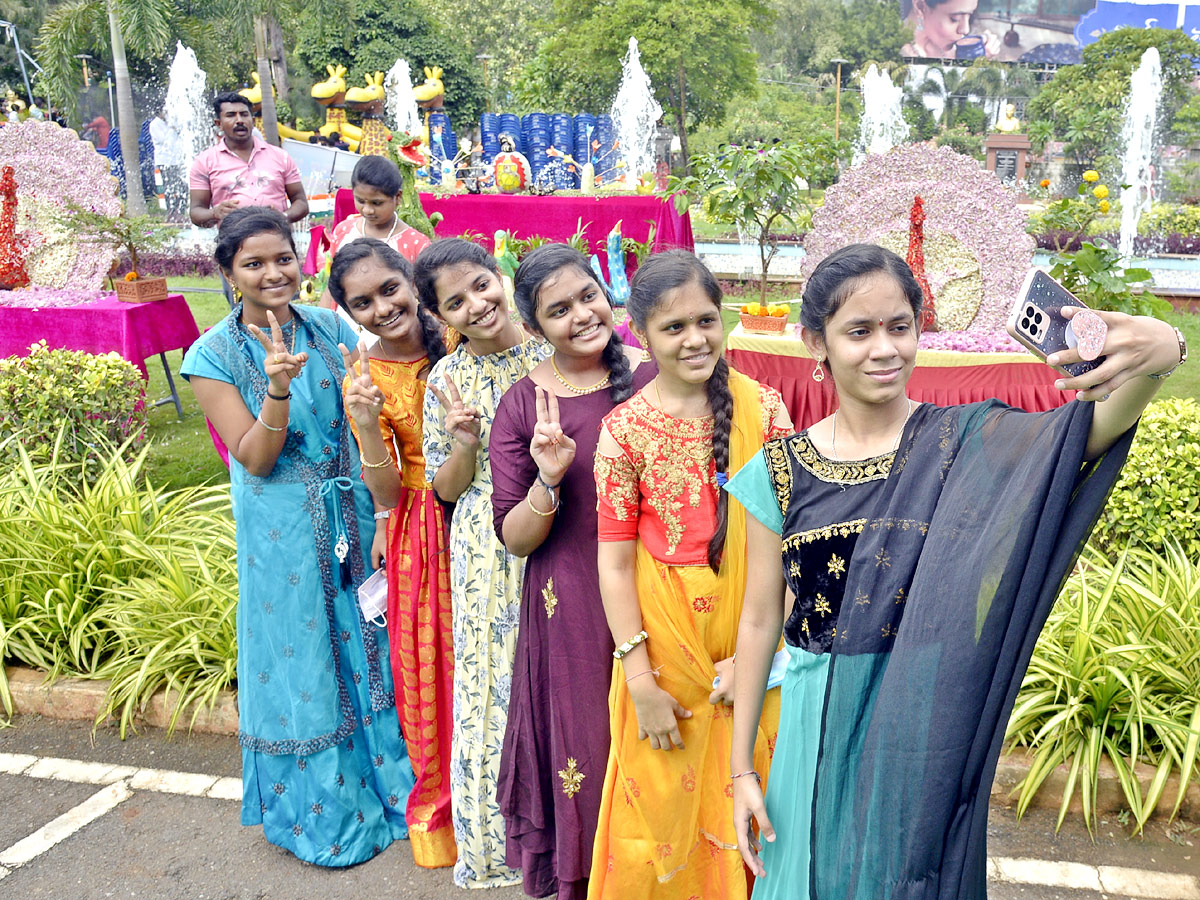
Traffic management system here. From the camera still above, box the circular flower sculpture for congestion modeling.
[802,144,1034,345]
[0,120,121,290]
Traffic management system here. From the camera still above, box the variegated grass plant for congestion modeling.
[1006,541,1200,833]
[0,429,237,736]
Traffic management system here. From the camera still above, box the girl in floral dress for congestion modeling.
[415,238,549,889]
[328,237,456,868]
[588,250,792,899]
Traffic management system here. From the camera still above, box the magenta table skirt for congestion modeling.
[308,190,694,281]
[0,293,200,377]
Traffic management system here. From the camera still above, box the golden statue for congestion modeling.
[995,103,1021,134]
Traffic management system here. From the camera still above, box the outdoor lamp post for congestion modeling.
[831,58,851,143]
[476,54,494,112]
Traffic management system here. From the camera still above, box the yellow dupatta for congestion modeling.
[588,370,781,899]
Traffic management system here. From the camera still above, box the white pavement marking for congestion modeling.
[0,864,10,881]
[0,753,37,775]
[0,780,132,869]
[25,757,137,785]
[992,856,1200,900]
[128,767,218,796]
[206,776,242,801]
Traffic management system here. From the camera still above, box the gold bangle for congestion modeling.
[526,489,558,517]
[360,455,393,469]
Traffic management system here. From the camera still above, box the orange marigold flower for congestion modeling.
[1039,178,1050,189]
[124,271,139,282]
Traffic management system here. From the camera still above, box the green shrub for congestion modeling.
[0,341,147,471]
[1139,202,1200,238]
[0,433,237,736]
[1007,541,1200,832]
[1090,398,1200,559]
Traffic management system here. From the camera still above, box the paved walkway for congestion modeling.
[1,716,1197,900]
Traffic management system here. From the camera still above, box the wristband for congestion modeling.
[266,389,291,401]
[1148,326,1188,380]
[536,471,562,491]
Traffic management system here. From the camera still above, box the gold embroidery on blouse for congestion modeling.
[894,588,907,605]
[853,589,870,607]
[789,560,802,579]
[764,439,792,518]
[790,433,894,485]
[868,517,930,535]
[801,617,810,636]
[594,451,639,522]
[559,757,584,798]
[542,577,558,619]
[882,623,898,638]
[603,393,715,556]
[827,553,846,577]
[814,593,832,616]
[875,548,892,568]
[782,519,867,552]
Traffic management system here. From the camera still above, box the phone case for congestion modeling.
[1006,270,1104,379]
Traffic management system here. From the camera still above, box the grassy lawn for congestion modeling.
[142,278,231,491]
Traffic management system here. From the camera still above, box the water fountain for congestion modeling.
[164,43,213,179]
[1118,47,1161,261]
[854,65,909,165]
[610,37,662,186]
[385,59,422,137]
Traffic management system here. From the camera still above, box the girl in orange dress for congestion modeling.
[329,237,456,868]
[588,251,792,899]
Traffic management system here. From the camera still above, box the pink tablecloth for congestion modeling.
[0,293,200,377]
[308,190,694,281]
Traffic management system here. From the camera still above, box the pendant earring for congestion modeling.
[811,356,825,383]
[233,286,243,303]
[915,13,925,32]
[641,349,652,362]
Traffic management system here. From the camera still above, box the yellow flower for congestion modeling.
[1092,184,1109,200]
[124,271,139,282]
[1082,170,1100,183]
[1098,199,1111,214]
[1039,178,1050,189]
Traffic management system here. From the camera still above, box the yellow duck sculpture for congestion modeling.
[345,72,391,157]
[412,66,445,151]
[239,73,315,143]
[311,64,362,151]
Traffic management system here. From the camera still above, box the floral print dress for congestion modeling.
[422,337,549,889]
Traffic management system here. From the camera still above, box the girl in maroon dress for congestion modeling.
[488,244,654,899]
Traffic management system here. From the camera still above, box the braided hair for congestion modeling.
[328,237,446,370]
[512,243,633,403]
[627,250,731,572]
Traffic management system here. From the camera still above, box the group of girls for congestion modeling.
[185,153,1185,899]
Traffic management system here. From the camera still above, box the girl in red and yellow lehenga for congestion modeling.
[589,251,792,899]
[330,237,456,868]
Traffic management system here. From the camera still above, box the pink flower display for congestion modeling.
[802,144,1034,348]
[0,120,121,290]
[0,288,109,308]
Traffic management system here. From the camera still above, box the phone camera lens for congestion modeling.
[1021,317,1030,330]
[1033,312,1043,324]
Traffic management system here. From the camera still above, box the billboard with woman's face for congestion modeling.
[898,0,1195,64]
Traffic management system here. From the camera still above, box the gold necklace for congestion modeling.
[361,212,401,243]
[551,354,610,395]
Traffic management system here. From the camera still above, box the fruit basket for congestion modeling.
[738,303,790,334]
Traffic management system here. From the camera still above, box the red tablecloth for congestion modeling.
[0,293,200,377]
[725,325,1072,430]
[309,190,693,281]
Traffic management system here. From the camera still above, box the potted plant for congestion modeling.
[58,203,172,302]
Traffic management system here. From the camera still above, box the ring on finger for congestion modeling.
[274,353,284,363]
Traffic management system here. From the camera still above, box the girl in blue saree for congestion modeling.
[182,207,414,866]
[727,244,1186,900]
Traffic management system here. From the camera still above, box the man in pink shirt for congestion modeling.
[189,92,308,228]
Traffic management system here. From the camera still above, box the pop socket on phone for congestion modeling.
[1066,309,1107,361]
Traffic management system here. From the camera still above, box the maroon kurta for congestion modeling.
[489,363,655,900]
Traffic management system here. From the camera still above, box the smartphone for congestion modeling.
[1006,269,1104,379]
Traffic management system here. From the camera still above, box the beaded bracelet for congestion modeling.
[613,629,648,660]
[373,509,392,520]
[257,415,285,433]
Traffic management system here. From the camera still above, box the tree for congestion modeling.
[753,0,908,78]
[292,0,487,130]
[427,0,544,110]
[520,0,768,168]
[668,139,845,301]
[1027,27,1200,167]
[37,0,175,215]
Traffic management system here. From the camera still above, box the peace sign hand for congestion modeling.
[428,379,482,448]
[530,386,576,485]
[247,310,308,394]
[339,339,385,430]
